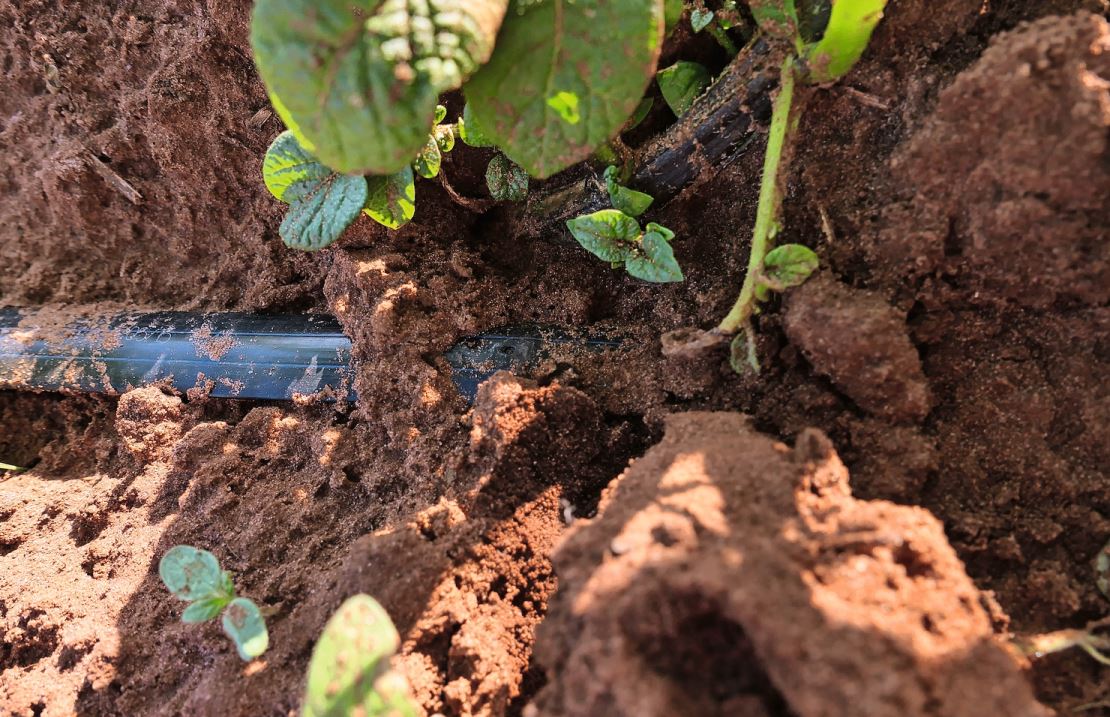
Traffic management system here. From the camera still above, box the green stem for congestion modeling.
[718,56,798,341]
[0,462,25,472]
[708,22,739,55]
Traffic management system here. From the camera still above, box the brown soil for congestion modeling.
[1,1,1108,716]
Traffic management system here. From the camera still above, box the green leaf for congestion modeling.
[664,0,684,35]
[566,209,643,263]
[434,104,448,124]
[486,154,529,201]
[465,0,665,178]
[159,546,227,602]
[221,597,269,661]
[691,8,714,32]
[656,61,712,117]
[749,0,800,42]
[625,230,684,283]
[262,131,331,203]
[413,135,442,179]
[251,0,510,175]
[434,124,456,153]
[763,243,819,288]
[604,165,653,217]
[303,595,419,717]
[181,596,228,624]
[623,97,654,132]
[457,103,497,148]
[1097,539,1110,601]
[281,173,368,251]
[364,167,416,230]
[645,222,674,242]
[804,0,887,83]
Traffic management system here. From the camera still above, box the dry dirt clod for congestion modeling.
[783,274,932,424]
[529,412,1051,717]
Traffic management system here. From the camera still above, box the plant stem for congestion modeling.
[0,462,24,472]
[708,22,739,55]
[717,55,798,349]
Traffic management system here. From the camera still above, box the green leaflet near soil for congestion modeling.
[159,546,226,602]
[364,167,416,230]
[221,598,270,661]
[413,135,443,179]
[763,243,819,287]
[566,210,683,283]
[656,61,711,117]
[805,0,886,83]
[465,0,665,178]
[604,165,653,217]
[486,154,529,201]
[303,595,418,717]
[626,230,683,282]
[251,0,509,175]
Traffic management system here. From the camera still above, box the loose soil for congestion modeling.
[1,1,1108,716]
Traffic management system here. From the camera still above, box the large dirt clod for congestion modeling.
[530,412,1049,717]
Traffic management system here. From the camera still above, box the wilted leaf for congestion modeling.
[465,0,665,178]
[566,209,642,263]
[159,546,226,602]
[604,165,653,217]
[486,154,529,201]
[221,597,269,661]
[763,243,819,288]
[729,331,760,373]
[303,595,418,717]
[656,61,712,116]
[252,0,509,174]
[364,167,417,230]
[625,230,684,283]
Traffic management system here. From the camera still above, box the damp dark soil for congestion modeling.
[1,1,1108,716]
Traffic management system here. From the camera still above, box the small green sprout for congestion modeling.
[567,210,683,283]
[303,594,417,717]
[656,61,712,117]
[688,3,740,54]
[604,165,654,218]
[716,0,888,371]
[486,154,529,202]
[0,462,25,472]
[159,545,269,661]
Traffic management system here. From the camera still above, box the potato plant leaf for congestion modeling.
[664,0,684,34]
[691,8,714,32]
[221,597,269,661]
[624,97,654,132]
[282,173,369,251]
[625,230,684,283]
[604,165,653,217]
[413,136,443,179]
[566,209,643,263]
[763,243,819,288]
[804,0,886,83]
[434,124,456,153]
[465,0,665,178]
[262,131,331,202]
[645,221,674,243]
[303,595,418,717]
[486,154,529,201]
[251,0,509,175]
[656,61,712,117]
[457,103,497,148]
[435,104,448,124]
[364,167,417,230]
[159,546,226,602]
[749,0,800,42]
[181,596,228,624]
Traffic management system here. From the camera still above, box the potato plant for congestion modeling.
[159,545,269,661]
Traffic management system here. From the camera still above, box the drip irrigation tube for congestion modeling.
[0,309,618,403]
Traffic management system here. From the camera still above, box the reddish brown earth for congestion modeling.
[1,1,1108,716]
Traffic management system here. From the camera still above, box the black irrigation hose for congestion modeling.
[0,309,619,404]
[520,37,777,237]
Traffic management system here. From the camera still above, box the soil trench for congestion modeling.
[1,1,1108,716]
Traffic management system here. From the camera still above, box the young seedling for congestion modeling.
[688,1,741,54]
[604,165,654,218]
[159,545,269,661]
[715,0,888,371]
[303,594,417,717]
[567,210,683,283]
